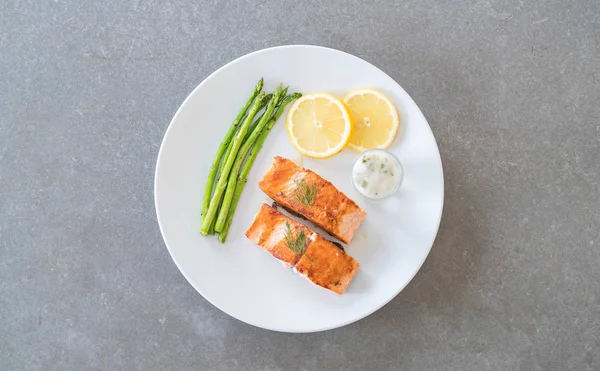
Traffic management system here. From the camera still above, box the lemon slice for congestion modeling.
[286,93,352,159]
[343,89,400,152]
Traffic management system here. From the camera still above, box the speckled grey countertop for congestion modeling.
[1,1,599,370]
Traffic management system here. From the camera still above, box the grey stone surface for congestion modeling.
[1,0,599,369]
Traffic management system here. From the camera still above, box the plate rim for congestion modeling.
[154,44,445,333]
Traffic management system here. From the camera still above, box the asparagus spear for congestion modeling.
[218,92,302,242]
[200,91,267,235]
[243,89,282,143]
[214,85,283,232]
[201,79,263,222]
[205,93,273,235]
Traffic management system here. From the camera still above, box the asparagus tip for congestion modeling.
[257,91,266,101]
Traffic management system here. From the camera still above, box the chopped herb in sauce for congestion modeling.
[352,150,402,199]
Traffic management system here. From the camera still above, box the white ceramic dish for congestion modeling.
[154,45,444,333]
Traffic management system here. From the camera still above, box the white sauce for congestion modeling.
[352,149,402,199]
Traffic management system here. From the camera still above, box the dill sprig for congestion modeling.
[283,222,313,263]
[293,179,318,207]
[284,222,308,255]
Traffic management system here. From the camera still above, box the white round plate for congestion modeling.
[155,45,444,333]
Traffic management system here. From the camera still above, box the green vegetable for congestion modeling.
[218,92,302,242]
[214,85,283,232]
[200,90,267,235]
[243,90,282,143]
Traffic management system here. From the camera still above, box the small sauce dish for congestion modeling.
[351,148,403,200]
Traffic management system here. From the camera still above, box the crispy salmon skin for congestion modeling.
[258,157,366,244]
[245,204,359,294]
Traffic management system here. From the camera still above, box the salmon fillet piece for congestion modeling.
[245,203,310,267]
[245,204,359,294]
[294,235,360,295]
[258,156,367,244]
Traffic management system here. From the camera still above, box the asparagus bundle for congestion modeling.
[200,79,301,242]
[218,92,302,242]
[214,85,283,233]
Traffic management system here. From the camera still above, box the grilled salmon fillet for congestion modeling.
[258,156,366,244]
[294,236,360,295]
[245,203,310,267]
[246,204,359,294]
